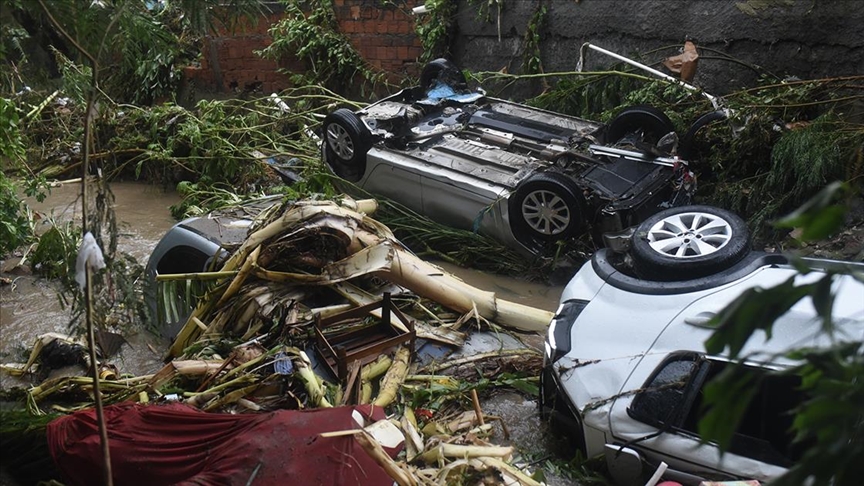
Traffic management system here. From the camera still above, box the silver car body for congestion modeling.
[325,88,687,255]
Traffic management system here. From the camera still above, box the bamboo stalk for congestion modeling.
[372,346,411,407]
[216,245,261,307]
[156,271,239,281]
[419,443,513,464]
[204,381,266,411]
[297,351,332,408]
[193,374,258,396]
[474,457,543,486]
[355,431,417,486]
[421,349,540,374]
[362,356,394,381]
[470,390,485,426]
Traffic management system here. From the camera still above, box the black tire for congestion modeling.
[509,172,585,243]
[678,109,728,160]
[631,205,751,281]
[604,105,676,146]
[420,58,468,90]
[323,108,372,167]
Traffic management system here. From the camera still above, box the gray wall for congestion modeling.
[451,0,863,96]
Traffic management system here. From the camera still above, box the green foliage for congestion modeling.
[0,96,25,162]
[171,181,249,219]
[775,181,849,241]
[106,9,183,105]
[0,173,33,256]
[52,50,93,104]
[30,221,80,282]
[700,185,864,485]
[0,408,59,485]
[779,343,864,486]
[259,0,384,93]
[699,364,760,452]
[467,0,504,23]
[761,116,858,210]
[3,0,265,105]
[98,91,330,187]
[527,74,672,122]
[528,454,609,486]
[522,4,546,75]
[414,0,457,61]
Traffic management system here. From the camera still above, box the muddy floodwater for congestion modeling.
[1,182,574,483]
[1,183,182,390]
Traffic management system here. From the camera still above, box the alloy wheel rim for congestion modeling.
[326,123,354,160]
[647,212,732,258]
[522,189,570,235]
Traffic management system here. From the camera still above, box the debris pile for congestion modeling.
[4,196,554,485]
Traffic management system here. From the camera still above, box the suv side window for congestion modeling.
[628,352,806,467]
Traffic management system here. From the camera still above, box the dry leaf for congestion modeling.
[663,41,700,82]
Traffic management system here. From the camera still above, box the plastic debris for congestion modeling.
[74,232,105,289]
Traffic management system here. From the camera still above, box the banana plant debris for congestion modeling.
[3,196,554,485]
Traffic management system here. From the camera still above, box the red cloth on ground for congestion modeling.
[47,402,398,486]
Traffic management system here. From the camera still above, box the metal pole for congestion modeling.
[579,43,721,110]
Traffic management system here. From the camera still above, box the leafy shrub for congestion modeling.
[0,173,32,256]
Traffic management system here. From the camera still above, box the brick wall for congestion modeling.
[334,0,424,78]
[184,1,424,96]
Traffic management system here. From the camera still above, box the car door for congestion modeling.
[360,148,423,214]
[420,172,500,233]
[604,268,812,480]
[609,352,801,481]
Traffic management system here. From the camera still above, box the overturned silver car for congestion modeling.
[322,59,699,254]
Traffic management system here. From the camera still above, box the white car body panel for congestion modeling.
[548,252,864,483]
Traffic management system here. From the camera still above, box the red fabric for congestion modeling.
[47,402,399,486]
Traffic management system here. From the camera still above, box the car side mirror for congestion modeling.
[604,444,644,484]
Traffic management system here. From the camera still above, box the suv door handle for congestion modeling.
[684,311,717,328]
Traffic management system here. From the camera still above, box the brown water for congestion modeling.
[0,182,180,388]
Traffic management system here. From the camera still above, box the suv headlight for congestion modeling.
[545,299,589,363]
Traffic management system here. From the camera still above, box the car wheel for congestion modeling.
[420,58,468,90]
[605,105,675,146]
[678,109,728,160]
[631,205,751,281]
[323,108,372,168]
[509,172,584,243]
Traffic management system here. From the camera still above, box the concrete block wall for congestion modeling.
[452,0,864,97]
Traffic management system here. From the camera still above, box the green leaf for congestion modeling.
[698,364,759,451]
[705,277,813,358]
[775,181,848,241]
[810,274,835,333]
[502,377,539,396]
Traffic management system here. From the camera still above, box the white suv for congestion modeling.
[540,205,864,484]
